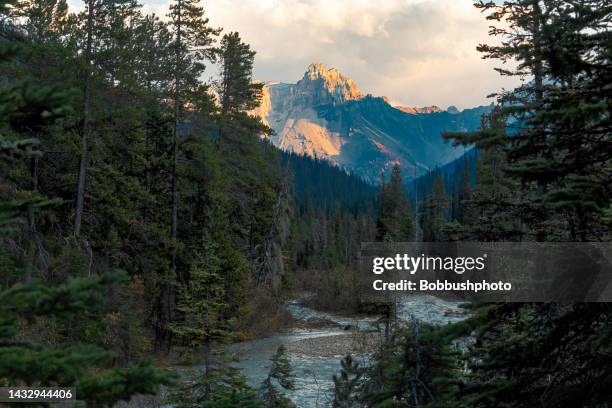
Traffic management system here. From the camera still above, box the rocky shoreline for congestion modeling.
[286,330,381,358]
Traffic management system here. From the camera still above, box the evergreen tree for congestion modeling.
[203,387,263,408]
[456,159,472,224]
[9,0,71,43]
[360,322,459,408]
[377,164,414,241]
[167,0,219,279]
[332,354,364,408]
[458,303,612,407]
[422,175,449,241]
[0,9,169,401]
[172,361,260,407]
[260,345,296,408]
[73,0,98,236]
[438,2,612,407]
[472,0,612,241]
[214,30,288,292]
[170,241,232,402]
[281,151,377,215]
[444,108,525,241]
[97,0,141,85]
[218,31,263,116]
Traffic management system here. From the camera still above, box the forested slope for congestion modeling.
[0,0,379,404]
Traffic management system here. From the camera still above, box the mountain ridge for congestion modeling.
[252,62,490,183]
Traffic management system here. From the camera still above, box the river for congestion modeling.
[228,295,469,407]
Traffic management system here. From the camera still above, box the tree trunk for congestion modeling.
[25,156,39,282]
[532,0,544,104]
[75,0,94,237]
[171,0,181,282]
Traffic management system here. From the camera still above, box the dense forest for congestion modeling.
[330,1,612,407]
[1,0,611,407]
[0,0,377,404]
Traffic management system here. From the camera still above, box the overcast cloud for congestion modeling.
[67,0,521,109]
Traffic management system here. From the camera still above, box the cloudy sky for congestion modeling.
[68,0,521,109]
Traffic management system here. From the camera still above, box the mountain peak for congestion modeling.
[305,62,329,77]
[252,64,488,183]
[300,62,363,104]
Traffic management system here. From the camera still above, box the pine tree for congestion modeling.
[0,272,172,404]
[260,345,296,408]
[438,2,612,407]
[0,10,169,401]
[422,175,449,241]
[73,0,99,236]
[136,0,221,351]
[170,241,233,402]
[9,0,70,43]
[457,303,612,407]
[332,354,364,408]
[203,388,263,408]
[218,31,263,116]
[456,159,472,224]
[360,322,460,408]
[472,0,612,241]
[376,164,414,241]
[214,31,287,293]
[167,0,219,279]
[444,108,525,241]
[97,0,141,86]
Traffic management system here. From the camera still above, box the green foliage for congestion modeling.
[444,108,524,242]
[332,354,364,408]
[281,151,378,214]
[203,387,263,408]
[421,176,449,241]
[218,31,263,114]
[171,359,258,407]
[0,270,172,402]
[267,345,295,391]
[1,0,387,404]
[3,0,291,355]
[9,0,610,406]
[457,304,612,407]
[167,0,219,86]
[470,0,611,242]
[171,242,229,351]
[287,203,376,313]
[76,358,172,405]
[0,3,169,402]
[428,2,612,408]
[360,322,460,408]
[260,345,296,408]
[377,164,414,241]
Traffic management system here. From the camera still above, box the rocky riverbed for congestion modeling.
[229,294,470,407]
[128,295,471,408]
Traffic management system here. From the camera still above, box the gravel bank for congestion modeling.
[286,331,382,358]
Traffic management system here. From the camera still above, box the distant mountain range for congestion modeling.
[251,62,491,183]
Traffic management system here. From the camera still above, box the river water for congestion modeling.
[229,295,469,408]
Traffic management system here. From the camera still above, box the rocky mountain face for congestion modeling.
[252,62,490,183]
[394,105,444,114]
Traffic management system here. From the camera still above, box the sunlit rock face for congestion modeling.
[252,62,490,183]
[394,105,444,115]
[300,62,363,105]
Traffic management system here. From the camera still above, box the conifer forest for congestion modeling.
[0,0,611,407]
